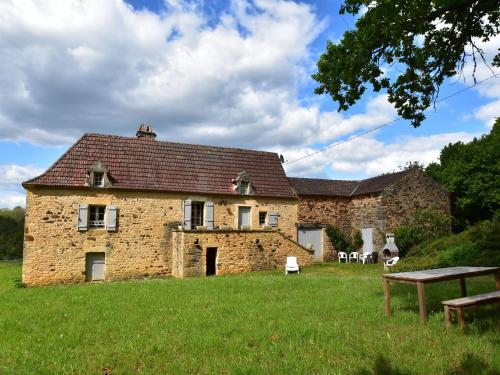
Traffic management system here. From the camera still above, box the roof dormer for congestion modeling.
[233,171,253,195]
[88,161,111,188]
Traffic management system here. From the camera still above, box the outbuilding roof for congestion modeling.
[288,170,411,197]
[23,133,296,198]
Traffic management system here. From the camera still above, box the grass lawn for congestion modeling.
[0,261,499,374]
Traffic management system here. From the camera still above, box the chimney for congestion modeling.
[136,123,157,139]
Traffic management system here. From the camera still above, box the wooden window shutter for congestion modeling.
[205,201,214,230]
[78,204,89,231]
[183,199,192,230]
[106,205,117,232]
[268,212,278,227]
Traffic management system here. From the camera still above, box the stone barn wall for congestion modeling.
[381,170,451,231]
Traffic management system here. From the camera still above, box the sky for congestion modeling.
[0,0,498,208]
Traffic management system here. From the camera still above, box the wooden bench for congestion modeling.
[442,290,500,328]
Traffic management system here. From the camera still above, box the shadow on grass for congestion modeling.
[446,353,500,375]
[357,353,500,375]
[356,355,410,375]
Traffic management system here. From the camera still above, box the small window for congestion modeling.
[239,181,250,195]
[192,202,204,228]
[93,172,104,187]
[259,212,267,226]
[89,206,105,228]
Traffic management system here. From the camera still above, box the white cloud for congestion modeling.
[283,131,477,179]
[0,164,43,208]
[0,0,324,148]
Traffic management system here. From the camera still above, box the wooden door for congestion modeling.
[86,253,105,281]
[238,207,251,229]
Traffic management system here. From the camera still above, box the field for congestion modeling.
[0,261,499,374]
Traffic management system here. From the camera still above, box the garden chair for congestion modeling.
[338,252,348,263]
[360,252,372,264]
[349,252,359,263]
[285,256,300,274]
[384,256,399,270]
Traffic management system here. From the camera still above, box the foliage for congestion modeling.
[312,0,500,127]
[391,220,500,272]
[1,262,499,374]
[393,207,451,257]
[325,225,355,253]
[426,120,500,231]
[0,207,25,260]
[352,229,364,249]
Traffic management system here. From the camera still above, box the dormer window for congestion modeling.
[89,161,110,188]
[233,171,253,195]
[93,172,104,188]
[239,181,250,195]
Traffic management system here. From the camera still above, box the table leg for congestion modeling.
[417,282,427,323]
[459,278,467,297]
[384,278,391,316]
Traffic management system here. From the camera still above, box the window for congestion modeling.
[192,202,204,228]
[89,206,105,228]
[259,211,267,226]
[239,181,250,195]
[93,172,104,187]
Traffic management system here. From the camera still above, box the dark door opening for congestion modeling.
[206,247,217,276]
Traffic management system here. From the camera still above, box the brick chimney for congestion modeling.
[136,123,157,139]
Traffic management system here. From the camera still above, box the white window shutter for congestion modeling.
[268,212,278,227]
[106,205,117,231]
[205,201,214,230]
[183,199,192,230]
[78,204,89,231]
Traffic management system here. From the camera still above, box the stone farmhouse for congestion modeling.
[22,126,450,286]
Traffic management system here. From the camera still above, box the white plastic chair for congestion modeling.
[384,256,400,270]
[349,252,359,263]
[360,252,372,264]
[285,256,300,274]
[338,252,348,263]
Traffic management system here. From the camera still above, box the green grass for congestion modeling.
[0,261,499,374]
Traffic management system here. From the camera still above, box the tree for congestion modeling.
[312,0,499,127]
[0,207,25,260]
[426,118,500,230]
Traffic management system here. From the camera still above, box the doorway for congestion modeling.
[238,206,251,229]
[85,252,105,281]
[361,227,373,253]
[206,247,217,276]
[298,227,323,262]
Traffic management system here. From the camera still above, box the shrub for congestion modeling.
[390,220,500,272]
[352,230,363,250]
[392,207,451,257]
[325,225,354,253]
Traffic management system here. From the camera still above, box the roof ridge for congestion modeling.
[83,132,279,156]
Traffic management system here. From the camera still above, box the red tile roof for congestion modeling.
[288,170,411,197]
[23,134,296,198]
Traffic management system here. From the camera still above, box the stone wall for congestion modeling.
[381,170,451,231]
[171,229,313,278]
[23,187,298,286]
[294,170,450,255]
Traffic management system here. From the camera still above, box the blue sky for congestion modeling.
[0,0,498,208]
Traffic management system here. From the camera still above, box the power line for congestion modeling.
[284,72,499,166]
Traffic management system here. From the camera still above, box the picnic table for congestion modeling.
[383,266,500,323]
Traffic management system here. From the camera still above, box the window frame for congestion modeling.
[88,205,106,228]
[191,201,205,228]
[93,172,104,188]
[258,211,267,226]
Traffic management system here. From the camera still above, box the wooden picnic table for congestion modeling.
[383,266,500,323]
